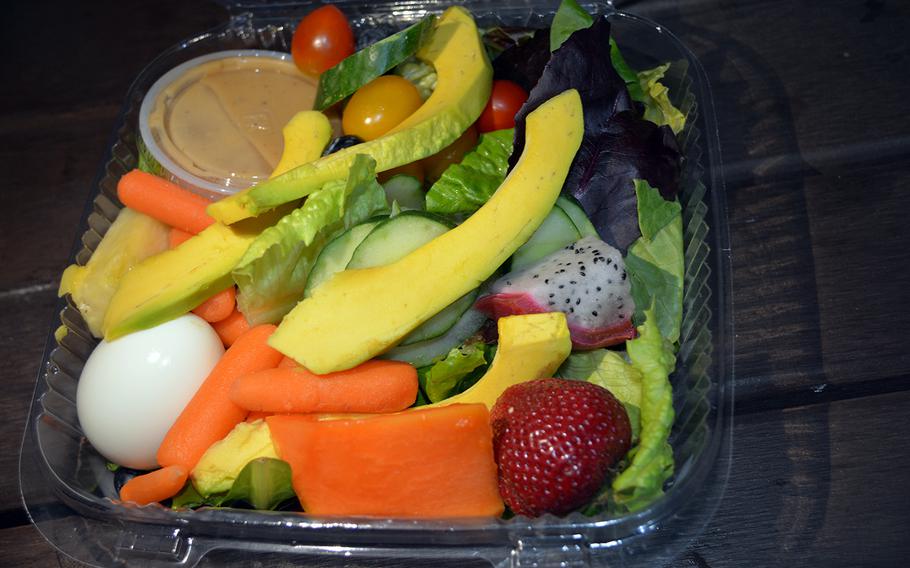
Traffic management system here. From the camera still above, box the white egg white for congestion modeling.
[76,314,224,470]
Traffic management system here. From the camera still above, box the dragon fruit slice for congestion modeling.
[475,236,635,349]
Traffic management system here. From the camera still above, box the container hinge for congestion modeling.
[511,533,592,567]
[114,527,190,564]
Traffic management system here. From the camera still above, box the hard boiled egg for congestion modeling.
[76,314,224,470]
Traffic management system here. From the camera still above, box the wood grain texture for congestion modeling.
[0,290,59,513]
[678,390,910,568]
[0,0,225,293]
[0,524,69,568]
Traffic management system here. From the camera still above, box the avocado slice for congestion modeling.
[269,90,584,374]
[269,110,333,178]
[429,313,572,410]
[191,419,279,497]
[59,208,170,337]
[208,6,492,225]
[102,209,286,340]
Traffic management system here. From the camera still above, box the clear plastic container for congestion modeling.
[20,2,733,566]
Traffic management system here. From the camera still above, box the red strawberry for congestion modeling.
[490,378,631,517]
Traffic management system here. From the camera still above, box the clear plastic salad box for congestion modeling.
[19,1,733,565]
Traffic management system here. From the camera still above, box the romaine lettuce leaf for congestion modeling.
[556,348,643,442]
[172,458,297,511]
[395,58,437,100]
[626,179,684,344]
[425,129,513,214]
[419,340,490,403]
[556,349,642,408]
[233,155,388,325]
[220,458,296,511]
[637,64,687,135]
[611,307,675,511]
[609,40,686,134]
[550,0,594,52]
[608,38,641,96]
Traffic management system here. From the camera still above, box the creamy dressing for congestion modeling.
[147,56,319,188]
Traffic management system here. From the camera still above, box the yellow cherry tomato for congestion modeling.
[342,75,423,141]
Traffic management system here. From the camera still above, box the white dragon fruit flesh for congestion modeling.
[475,236,635,349]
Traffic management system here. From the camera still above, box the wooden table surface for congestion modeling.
[2,0,909,566]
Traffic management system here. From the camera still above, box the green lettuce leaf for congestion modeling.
[171,481,209,510]
[556,349,643,442]
[395,58,437,100]
[550,0,594,51]
[637,64,687,134]
[608,38,641,96]
[233,155,388,325]
[173,458,297,511]
[609,41,686,133]
[611,307,675,511]
[419,340,491,403]
[220,458,297,511]
[626,179,684,344]
[556,349,642,408]
[425,129,513,214]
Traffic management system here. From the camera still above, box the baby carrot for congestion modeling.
[117,169,214,234]
[230,359,418,414]
[169,227,193,248]
[212,308,250,347]
[119,465,188,505]
[278,356,299,368]
[245,410,273,422]
[157,325,284,471]
[192,287,236,323]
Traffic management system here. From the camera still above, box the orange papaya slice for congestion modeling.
[266,404,503,518]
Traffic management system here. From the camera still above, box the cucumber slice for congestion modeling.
[510,206,581,271]
[314,15,436,110]
[382,308,488,367]
[347,211,451,269]
[398,289,477,346]
[304,220,382,297]
[556,195,599,238]
[346,211,477,348]
[382,174,425,210]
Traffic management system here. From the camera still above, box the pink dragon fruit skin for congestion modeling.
[475,236,636,349]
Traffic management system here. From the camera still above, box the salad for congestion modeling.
[59,0,687,519]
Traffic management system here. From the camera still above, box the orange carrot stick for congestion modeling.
[119,465,188,505]
[157,325,283,471]
[212,308,250,347]
[278,356,299,368]
[245,410,273,422]
[192,287,236,323]
[169,227,193,248]
[117,169,214,234]
[230,360,418,414]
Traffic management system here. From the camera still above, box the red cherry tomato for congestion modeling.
[291,5,355,76]
[477,80,529,133]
